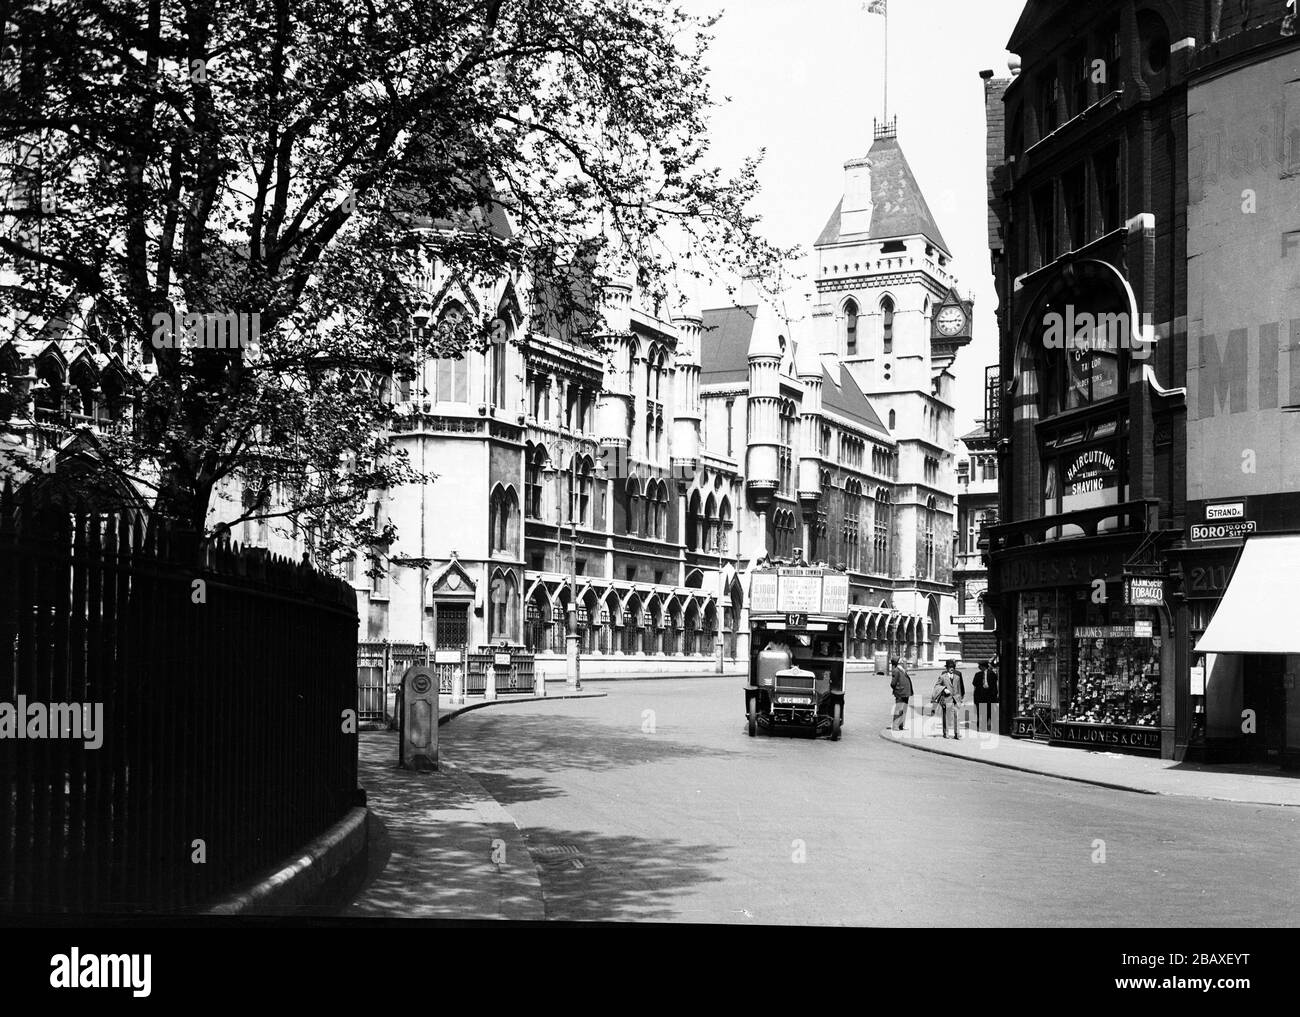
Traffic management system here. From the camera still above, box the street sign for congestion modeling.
[952,614,986,625]
[1205,502,1245,520]
[1190,521,1256,541]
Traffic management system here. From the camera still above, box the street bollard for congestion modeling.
[451,667,464,704]
[398,665,439,771]
[484,663,497,701]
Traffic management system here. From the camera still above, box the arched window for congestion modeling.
[881,296,894,354]
[873,487,892,574]
[490,314,511,408]
[99,368,126,422]
[575,456,594,527]
[434,301,469,403]
[642,479,657,539]
[526,588,551,653]
[778,400,797,495]
[718,498,733,554]
[684,601,700,655]
[842,482,861,570]
[924,496,937,580]
[845,299,859,355]
[625,478,642,537]
[888,409,896,430]
[686,490,702,551]
[704,493,717,553]
[623,594,642,655]
[653,479,665,538]
[490,571,519,642]
[34,353,64,417]
[525,444,547,520]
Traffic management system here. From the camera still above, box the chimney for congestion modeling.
[738,272,762,306]
[841,156,873,237]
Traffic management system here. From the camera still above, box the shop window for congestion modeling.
[1040,420,1127,518]
[1017,588,1162,728]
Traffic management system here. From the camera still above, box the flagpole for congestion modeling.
[883,7,888,122]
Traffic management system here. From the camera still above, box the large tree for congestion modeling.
[0,0,788,559]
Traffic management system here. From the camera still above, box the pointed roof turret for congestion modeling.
[815,133,950,255]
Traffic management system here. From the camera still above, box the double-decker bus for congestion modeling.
[744,563,850,740]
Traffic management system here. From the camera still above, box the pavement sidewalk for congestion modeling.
[880,717,1300,807]
[348,690,605,919]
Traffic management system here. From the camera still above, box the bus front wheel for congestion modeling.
[747,697,758,737]
[830,701,843,741]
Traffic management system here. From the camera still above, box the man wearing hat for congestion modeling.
[936,659,965,739]
[889,657,913,731]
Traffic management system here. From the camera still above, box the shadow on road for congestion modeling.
[440,710,738,807]
[519,824,728,923]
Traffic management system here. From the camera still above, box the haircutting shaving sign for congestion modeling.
[1066,449,1116,497]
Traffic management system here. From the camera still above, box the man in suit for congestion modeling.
[938,660,965,739]
[889,657,913,731]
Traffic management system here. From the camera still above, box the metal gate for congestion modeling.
[356,641,430,724]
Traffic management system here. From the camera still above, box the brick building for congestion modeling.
[984,0,1297,760]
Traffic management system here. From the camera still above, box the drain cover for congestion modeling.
[530,843,587,870]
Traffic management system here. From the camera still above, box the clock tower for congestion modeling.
[809,117,972,662]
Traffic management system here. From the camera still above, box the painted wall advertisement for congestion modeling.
[1186,51,1300,500]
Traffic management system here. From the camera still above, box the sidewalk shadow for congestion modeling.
[518,824,727,923]
[1166,759,1300,779]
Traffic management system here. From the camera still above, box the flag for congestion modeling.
[865,0,887,14]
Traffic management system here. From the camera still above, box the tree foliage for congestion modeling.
[0,0,789,558]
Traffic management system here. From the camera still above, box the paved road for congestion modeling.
[437,675,1299,926]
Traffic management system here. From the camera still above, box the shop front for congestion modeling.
[994,531,1176,758]
[1191,534,1300,769]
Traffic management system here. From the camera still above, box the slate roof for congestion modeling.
[815,135,950,255]
[699,305,758,383]
[821,364,887,436]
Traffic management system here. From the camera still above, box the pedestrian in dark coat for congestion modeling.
[889,657,913,731]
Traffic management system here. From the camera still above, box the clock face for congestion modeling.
[937,305,965,336]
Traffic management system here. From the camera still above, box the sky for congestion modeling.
[676,0,1030,438]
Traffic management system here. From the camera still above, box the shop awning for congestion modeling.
[1194,536,1300,654]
